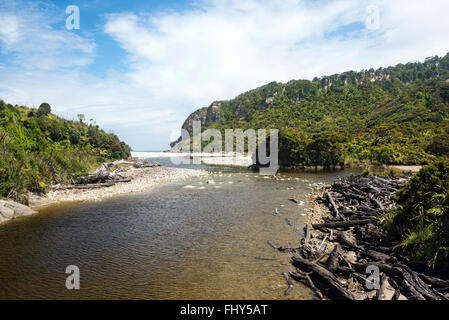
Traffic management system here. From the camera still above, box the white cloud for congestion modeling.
[103,0,449,106]
[0,14,20,47]
[1,0,449,150]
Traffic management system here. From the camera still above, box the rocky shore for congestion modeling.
[0,200,37,225]
[28,165,208,208]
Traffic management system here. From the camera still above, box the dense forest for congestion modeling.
[0,101,131,203]
[174,53,449,168]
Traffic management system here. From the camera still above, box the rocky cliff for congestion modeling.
[170,102,225,148]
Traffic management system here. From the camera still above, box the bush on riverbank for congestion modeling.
[0,101,131,203]
[276,123,448,169]
[382,160,449,263]
[278,129,344,168]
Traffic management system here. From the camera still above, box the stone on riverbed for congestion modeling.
[343,250,357,264]
[0,205,14,219]
[0,200,37,224]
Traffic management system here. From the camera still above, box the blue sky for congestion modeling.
[1,0,449,150]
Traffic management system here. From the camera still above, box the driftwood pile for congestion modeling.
[52,159,161,190]
[278,174,449,300]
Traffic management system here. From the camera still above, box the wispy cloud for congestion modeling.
[0,0,449,149]
[0,1,95,70]
[0,14,20,47]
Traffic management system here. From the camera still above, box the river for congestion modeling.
[0,156,357,299]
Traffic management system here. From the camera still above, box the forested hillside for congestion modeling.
[174,53,449,168]
[0,101,131,202]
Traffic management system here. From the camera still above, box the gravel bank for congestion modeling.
[29,166,208,208]
[132,151,253,167]
[390,165,422,172]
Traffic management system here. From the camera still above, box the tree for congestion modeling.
[426,131,449,156]
[77,114,85,123]
[439,83,449,103]
[305,133,343,168]
[278,129,307,168]
[37,102,51,116]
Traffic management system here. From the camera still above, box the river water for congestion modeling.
[0,157,356,299]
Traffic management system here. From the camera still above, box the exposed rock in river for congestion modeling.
[0,200,37,225]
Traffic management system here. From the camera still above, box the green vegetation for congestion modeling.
[278,129,344,169]
[37,102,51,117]
[382,160,449,263]
[179,53,449,168]
[0,100,131,203]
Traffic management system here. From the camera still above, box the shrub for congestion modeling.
[278,129,307,168]
[426,131,449,157]
[382,160,449,263]
[37,102,51,116]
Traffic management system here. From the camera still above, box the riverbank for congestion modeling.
[281,172,449,300]
[0,200,38,225]
[131,151,253,167]
[282,174,408,299]
[29,166,208,209]
[390,165,422,172]
[132,152,423,172]
[200,155,253,167]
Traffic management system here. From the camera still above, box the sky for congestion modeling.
[0,0,448,150]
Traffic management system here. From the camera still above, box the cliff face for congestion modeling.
[183,102,223,132]
[170,102,224,148]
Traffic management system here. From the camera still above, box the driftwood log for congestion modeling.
[325,192,340,219]
[312,219,376,229]
[282,272,294,296]
[133,161,161,168]
[52,159,161,191]
[291,255,355,300]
